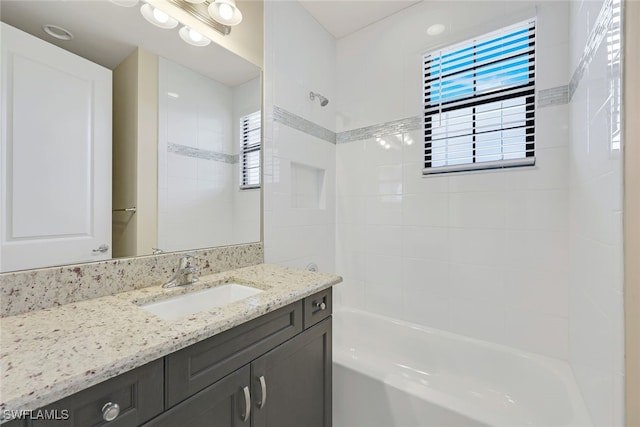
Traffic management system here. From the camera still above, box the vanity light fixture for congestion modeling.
[140,3,179,29]
[208,0,243,26]
[179,26,211,46]
[110,0,139,7]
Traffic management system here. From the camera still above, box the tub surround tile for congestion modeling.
[0,243,264,317]
[168,142,239,164]
[568,0,614,101]
[273,106,336,144]
[0,264,342,421]
[538,85,569,108]
[337,116,422,144]
[275,80,570,149]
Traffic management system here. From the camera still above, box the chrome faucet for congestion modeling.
[162,255,200,288]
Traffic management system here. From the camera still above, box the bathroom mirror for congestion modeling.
[0,0,262,273]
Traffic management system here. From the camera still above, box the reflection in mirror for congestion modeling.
[0,0,262,273]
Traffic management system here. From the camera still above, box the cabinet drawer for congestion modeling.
[303,288,332,329]
[31,359,163,427]
[165,301,302,407]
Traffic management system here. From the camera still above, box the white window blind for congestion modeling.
[240,111,261,189]
[423,19,536,174]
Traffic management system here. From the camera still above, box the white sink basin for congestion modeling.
[140,283,263,320]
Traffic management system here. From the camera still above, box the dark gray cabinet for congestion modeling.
[252,318,332,427]
[31,359,163,427]
[17,289,332,427]
[142,366,251,427]
[165,301,303,408]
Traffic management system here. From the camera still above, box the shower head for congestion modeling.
[309,91,329,107]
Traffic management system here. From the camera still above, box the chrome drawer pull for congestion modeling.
[314,301,326,311]
[102,402,120,422]
[242,386,251,422]
[258,375,267,409]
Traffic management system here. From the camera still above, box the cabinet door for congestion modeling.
[143,366,251,427]
[251,318,331,427]
[0,22,112,272]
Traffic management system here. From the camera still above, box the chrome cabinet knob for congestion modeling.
[314,301,326,310]
[92,244,109,254]
[102,402,120,422]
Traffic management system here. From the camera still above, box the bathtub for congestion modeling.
[333,309,591,427]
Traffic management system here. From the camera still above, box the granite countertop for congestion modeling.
[0,264,341,421]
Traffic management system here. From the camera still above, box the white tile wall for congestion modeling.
[263,1,336,273]
[262,1,624,423]
[232,78,261,244]
[158,59,260,251]
[568,0,625,424]
[335,0,572,361]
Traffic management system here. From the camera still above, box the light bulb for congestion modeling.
[179,26,211,46]
[188,29,203,42]
[218,3,234,20]
[152,7,169,23]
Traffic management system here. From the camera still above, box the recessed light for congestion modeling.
[42,24,73,41]
[179,26,211,47]
[427,24,446,36]
[140,4,178,29]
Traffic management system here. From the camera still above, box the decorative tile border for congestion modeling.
[280,83,570,145]
[0,243,264,317]
[337,116,422,144]
[273,106,336,144]
[569,0,614,101]
[168,142,239,164]
[538,85,569,108]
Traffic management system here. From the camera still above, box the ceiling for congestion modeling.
[299,0,422,39]
[0,0,260,87]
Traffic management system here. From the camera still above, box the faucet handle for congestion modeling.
[183,254,199,266]
[175,254,198,270]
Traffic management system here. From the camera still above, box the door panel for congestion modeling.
[144,366,251,427]
[0,22,112,271]
[252,318,332,427]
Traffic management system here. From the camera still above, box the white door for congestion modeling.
[0,23,112,272]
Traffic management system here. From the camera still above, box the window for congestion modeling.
[240,111,261,189]
[423,19,536,174]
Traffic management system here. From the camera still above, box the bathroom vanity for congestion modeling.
[0,264,340,427]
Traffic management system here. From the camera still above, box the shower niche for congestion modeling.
[291,162,326,210]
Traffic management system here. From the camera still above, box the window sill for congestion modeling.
[422,157,535,176]
[240,185,261,190]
